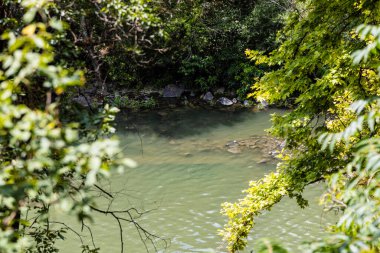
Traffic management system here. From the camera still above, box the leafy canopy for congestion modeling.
[0,1,136,252]
[220,0,380,252]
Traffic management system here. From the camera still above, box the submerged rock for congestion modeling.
[225,140,238,147]
[225,140,242,154]
[227,146,242,154]
[258,159,269,164]
[202,91,214,101]
[162,84,184,98]
[223,135,284,161]
[217,97,233,106]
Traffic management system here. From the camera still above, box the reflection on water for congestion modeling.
[56,108,335,253]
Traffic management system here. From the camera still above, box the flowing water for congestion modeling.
[56,108,335,253]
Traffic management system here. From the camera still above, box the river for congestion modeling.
[56,108,334,253]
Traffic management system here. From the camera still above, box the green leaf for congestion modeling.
[23,8,37,23]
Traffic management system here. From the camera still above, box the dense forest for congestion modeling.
[0,0,380,252]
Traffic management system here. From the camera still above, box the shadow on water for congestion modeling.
[116,108,259,139]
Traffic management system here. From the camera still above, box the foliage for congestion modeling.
[0,1,137,252]
[308,99,380,253]
[106,95,157,110]
[1,0,288,94]
[306,26,380,253]
[95,0,287,91]
[1,0,166,90]
[221,172,290,252]
[234,62,264,100]
[220,0,380,252]
[169,0,286,91]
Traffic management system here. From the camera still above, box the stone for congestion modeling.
[73,96,90,107]
[202,91,214,101]
[258,159,269,164]
[217,97,233,106]
[232,98,238,104]
[190,91,195,97]
[225,140,238,147]
[227,146,242,154]
[162,84,184,98]
[243,100,251,106]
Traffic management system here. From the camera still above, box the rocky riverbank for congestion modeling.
[224,135,285,163]
[71,84,274,111]
[165,134,284,165]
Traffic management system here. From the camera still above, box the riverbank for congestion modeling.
[70,84,292,112]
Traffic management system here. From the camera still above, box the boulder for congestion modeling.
[217,97,233,106]
[73,96,90,107]
[162,84,184,98]
[243,100,251,106]
[232,98,238,104]
[202,91,214,101]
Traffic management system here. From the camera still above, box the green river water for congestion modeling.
[56,108,335,253]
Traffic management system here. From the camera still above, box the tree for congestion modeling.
[220,0,380,252]
[1,0,289,95]
[0,1,165,252]
[306,24,380,253]
[162,0,287,93]
[1,0,167,92]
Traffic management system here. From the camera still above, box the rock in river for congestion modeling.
[202,91,214,101]
[225,140,238,147]
[162,84,184,98]
[227,146,242,154]
[217,97,233,106]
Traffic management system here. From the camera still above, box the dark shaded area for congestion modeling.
[116,107,260,139]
